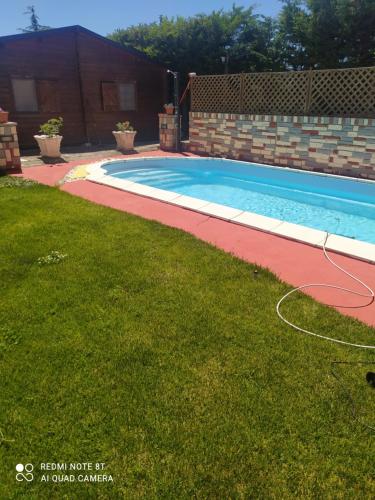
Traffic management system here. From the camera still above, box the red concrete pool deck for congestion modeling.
[18,150,192,186]
[20,151,375,327]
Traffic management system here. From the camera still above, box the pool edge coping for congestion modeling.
[86,157,375,264]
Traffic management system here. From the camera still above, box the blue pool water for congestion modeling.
[104,157,375,244]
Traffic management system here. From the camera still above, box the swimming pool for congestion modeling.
[87,157,375,259]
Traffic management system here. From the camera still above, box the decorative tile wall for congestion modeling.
[187,112,375,179]
[159,114,179,152]
[0,122,21,173]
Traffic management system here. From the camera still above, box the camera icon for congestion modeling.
[16,463,34,482]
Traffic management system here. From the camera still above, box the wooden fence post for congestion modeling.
[239,73,245,113]
[305,69,313,115]
[190,77,195,112]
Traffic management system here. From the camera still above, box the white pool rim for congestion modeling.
[86,156,375,264]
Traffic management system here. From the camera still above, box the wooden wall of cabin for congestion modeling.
[77,30,167,144]
[0,30,86,148]
[0,28,166,149]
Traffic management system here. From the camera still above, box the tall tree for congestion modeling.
[277,0,375,69]
[109,1,375,74]
[337,0,375,67]
[19,5,51,33]
[109,6,281,77]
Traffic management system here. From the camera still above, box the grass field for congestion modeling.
[0,176,374,499]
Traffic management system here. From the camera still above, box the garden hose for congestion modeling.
[276,233,375,349]
[276,233,375,430]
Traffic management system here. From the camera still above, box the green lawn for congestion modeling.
[0,176,374,499]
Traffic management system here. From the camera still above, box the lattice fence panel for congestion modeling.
[190,67,375,117]
[190,74,241,112]
[309,67,375,117]
[241,71,309,114]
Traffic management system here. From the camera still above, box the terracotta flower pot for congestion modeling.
[0,111,9,123]
[113,130,137,151]
[34,135,63,158]
[164,106,174,115]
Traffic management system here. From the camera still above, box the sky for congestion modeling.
[3,1,282,37]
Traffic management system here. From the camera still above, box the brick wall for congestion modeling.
[187,112,375,179]
[0,122,21,174]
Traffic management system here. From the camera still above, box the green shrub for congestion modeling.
[116,121,134,132]
[39,117,64,137]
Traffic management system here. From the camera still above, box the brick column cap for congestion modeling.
[0,121,17,126]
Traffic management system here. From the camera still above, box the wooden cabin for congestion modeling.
[0,25,167,149]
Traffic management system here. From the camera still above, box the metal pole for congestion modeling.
[167,69,181,152]
[224,45,230,74]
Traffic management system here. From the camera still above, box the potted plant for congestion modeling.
[164,103,174,115]
[34,117,63,158]
[0,107,9,123]
[112,121,137,151]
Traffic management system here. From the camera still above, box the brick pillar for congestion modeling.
[0,122,21,174]
[159,113,179,152]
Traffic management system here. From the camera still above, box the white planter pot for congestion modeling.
[113,131,137,151]
[34,135,63,158]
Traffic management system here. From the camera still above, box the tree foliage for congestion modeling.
[110,6,280,76]
[108,1,375,75]
[278,0,375,69]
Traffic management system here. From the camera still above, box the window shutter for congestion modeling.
[101,82,119,111]
[37,80,61,112]
[118,82,136,111]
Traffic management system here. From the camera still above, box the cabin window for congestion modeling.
[37,80,61,112]
[11,78,38,112]
[118,82,136,111]
[101,81,119,111]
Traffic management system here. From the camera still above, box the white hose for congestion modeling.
[276,233,375,349]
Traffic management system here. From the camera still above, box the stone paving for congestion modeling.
[20,142,160,168]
